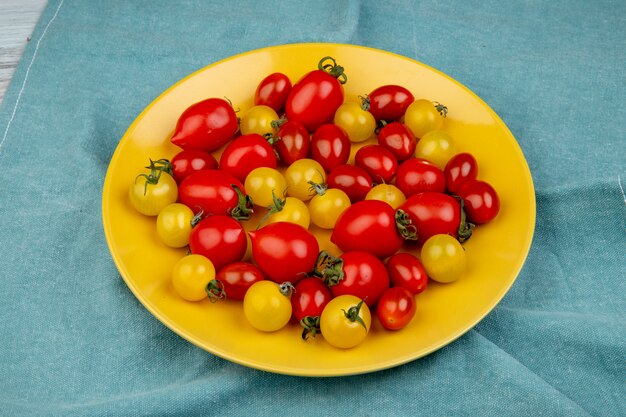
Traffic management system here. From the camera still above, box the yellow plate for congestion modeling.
[102,43,535,376]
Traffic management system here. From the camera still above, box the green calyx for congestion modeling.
[359,95,371,111]
[433,101,448,117]
[318,56,348,85]
[279,282,295,297]
[307,180,328,196]
[205,279,226,303]
[300,316,321,340]
[135,158,173,195]
[256,190,287,229]
[313,251,344,287]
[395,209,418,241]
[455,197,474,243]
[342,299,367,330]
[229,185,254,221]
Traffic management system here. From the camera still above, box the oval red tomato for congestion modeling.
[310,124,350,172]
[216,262,265,301]
[444,153,479,194]
[254,72,292,112]
[170,149,218,183]
[274,120,310,165]
[189,215,247,272]
[386,253,428,295]
[354,145,398,184]
[396,158,446,198]
[457,179,500,224]
[376,287,416,330]
[291,277,332,322]
[327,164,373,203]
[367,85,414,122]
[170,98,238,152]
[219,133,277,183]
[377,122,416,161]
[399,192,464,245]
[249,222,319,284]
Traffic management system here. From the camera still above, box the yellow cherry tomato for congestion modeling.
[320,295,371,349]
[334,101,376,143]
[156,203,194,248]
[308,187,351,229]
[240,105,279,136]
[420,234,466,283]
[284,158,326,201]
[243,281,293,332]
[129,167,178,216]
[244,167,287,208]
[403,99,447,138]
[171,254,218,301]
[365,184,406,209]
[414,130,456,170]
[265,196,310,229]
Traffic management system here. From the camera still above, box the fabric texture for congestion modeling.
[0,1,624,416]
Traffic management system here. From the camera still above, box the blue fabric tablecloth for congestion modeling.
[0,1,624,416]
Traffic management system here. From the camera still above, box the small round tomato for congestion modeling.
[244,167,287,208]
[249,222,319,284]
[284,158,326,201]
[291,277,333,339]
[171,254,218,302]
[444,153,478,194]
[274,120,310,165]
[129,162,178,216]
[308,187,351,229]
[421,234,466,283]
[403,99,447,139]
[254,72,292,111]
[320,295,371,349]
[240,105,279,137]
[333,101,376,143]
[377,122,416,161]
[354,145,398,184]
[376,287,416,330]
[396,158,446,198]
[366,85,414,122]
[170,150,218,183]
[156,203,195,248]
[216,262,265,301]
[327,164,373,203]
[365,184,406,209]
[170,98,238,152]
[264,196,310,229]
[414,130,455,170]
[219,133,277,183]
[189,215,247,272]
[386,253,428,295]
[310,124,350,172]
[457,180,500,224]
[243,281,294,332]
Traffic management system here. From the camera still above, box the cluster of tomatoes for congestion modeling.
[128,56,500,349]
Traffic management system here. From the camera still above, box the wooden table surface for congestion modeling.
[0,0,48,105]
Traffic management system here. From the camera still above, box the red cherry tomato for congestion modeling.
[376,287,416,330]
[170,149,218,183]
[457,180,500,224]
[354,145,398,184]
[310,124,350,172]
[216,262,265,301]
[285,57,346,132]
[249,222,319,285]
[331,200,410,259]
[189,216,247,272]
[291,277,333,321]
[178,169,252,219]
[319,251,390,307]
[386,253,428,295]
[377,122,416,161]
[399,192,466,245]
[219,133,277,183]
[254,72,292,112]
[327,164,373,203]
[396,158,446,198]
[274,120,310,165]
[170,98,238,152]
[366,85,414,122]
[444,153,479,194]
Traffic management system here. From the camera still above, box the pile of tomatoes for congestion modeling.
[128,56,500,349]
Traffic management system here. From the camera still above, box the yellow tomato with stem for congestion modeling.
[171,254,224,302]
[403,99,448,138]
[284,158,326,201]
[243,281,294,332]
[129,159,178,216]
[365,184,406,209]
[334,101,376,143]
[320,295,371,349]
[244,167,287,208]
[414,130,456,170]
[156,203,195,248]
[263,195,310,229]
[240,105,279,136]
[308,187,351,229]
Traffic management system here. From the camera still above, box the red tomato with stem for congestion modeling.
[254,72,292,112]
[170,98,238,152]
[178,169,253,219]
[170,149,218,183]
[457,180,500,224]
[291,277,333,339]
[376,287,416,330]
[386,253,428,295]
[327,164,373,203]
[396,158,446,197]
[310,124,350,172]
[285,56,347,132]
[249,222,319,285]
[189,216,247,272]
[219,133,277,183]
[273,120,310,165]
[366,85,414,122]
[377,122,416,161]
[444,153,479,194]
[354,145,398,184]
[216,262,265,301]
